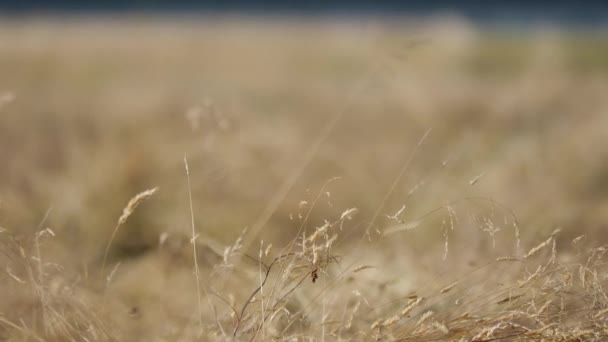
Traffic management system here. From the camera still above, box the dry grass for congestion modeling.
[1,16,608,341]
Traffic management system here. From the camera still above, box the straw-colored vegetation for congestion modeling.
[1,16,608,341]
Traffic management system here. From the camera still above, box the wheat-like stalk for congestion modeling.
[101,187,158,276]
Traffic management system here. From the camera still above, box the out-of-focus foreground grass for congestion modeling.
[1,17,608,341]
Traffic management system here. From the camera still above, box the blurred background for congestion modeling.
[1,1,608,339]
[1,0,608,262]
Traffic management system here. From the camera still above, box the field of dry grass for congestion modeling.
[1,16,608,341]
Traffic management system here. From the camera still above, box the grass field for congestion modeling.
[1,16,608,340]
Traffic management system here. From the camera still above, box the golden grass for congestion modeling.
[1,16,608,341]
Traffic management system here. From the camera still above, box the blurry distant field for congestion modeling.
[2,16,608,341]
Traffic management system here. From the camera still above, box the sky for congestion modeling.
[0,0,606,26]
